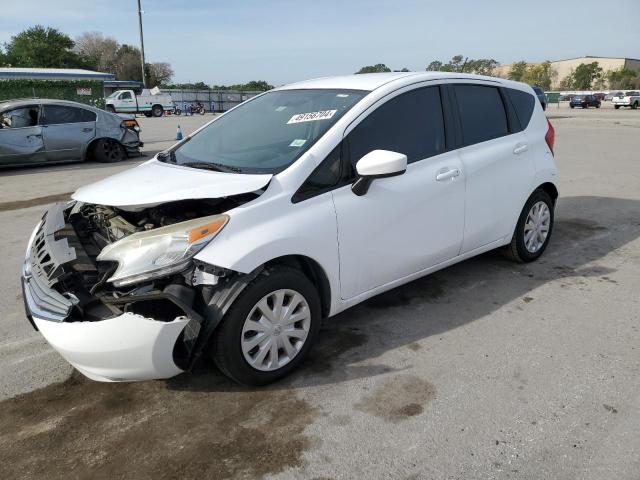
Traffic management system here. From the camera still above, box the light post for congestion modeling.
[137,0,146,87]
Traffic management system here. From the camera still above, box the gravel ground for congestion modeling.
[0,103,638,479]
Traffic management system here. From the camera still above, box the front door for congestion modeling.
[0,105,46,165]
[332,85,465,300]
[42,105,97,162]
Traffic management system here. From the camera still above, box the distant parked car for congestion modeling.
[604,91,624,101]
[0,99,142,167]
[593,93,606,101]
[569,95,601,109]
[612,91,640,109]
[532,85,547,110]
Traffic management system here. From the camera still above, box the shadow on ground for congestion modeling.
[0,196,638,479]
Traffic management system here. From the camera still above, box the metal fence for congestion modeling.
[162,89,263,112]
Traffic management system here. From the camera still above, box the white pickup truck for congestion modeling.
[612,91,640,109]
[105,88,175,117]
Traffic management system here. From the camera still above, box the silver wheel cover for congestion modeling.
[241,289,311,372]
[523,201,551,253]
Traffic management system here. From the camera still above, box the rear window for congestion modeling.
[453,85,508,146]
[505,88,535,130]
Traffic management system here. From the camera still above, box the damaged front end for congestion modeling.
[22,196,257,381]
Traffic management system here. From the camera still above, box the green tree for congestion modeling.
[426,60,443,71]
[5,25,87,68]
[426,55,498,75]
[571,62,603,90]
[522,61,556,90]
[238,80,273,91]
[355,64,391,74]
[145,62,173,87]
[508,61,528,82]
[74,31,119,73]
[606,68,640,90]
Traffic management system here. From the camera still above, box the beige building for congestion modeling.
[495,56,640,89]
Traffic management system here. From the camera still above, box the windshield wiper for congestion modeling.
[180,162,243,173]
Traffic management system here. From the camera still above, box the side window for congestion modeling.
[292,144,343,203]
[346,86,445,171]
[43,106,96,125]
[120,91,132,100]
[453,85,508,146]
[0,106,39,129]
[505,88,535,130]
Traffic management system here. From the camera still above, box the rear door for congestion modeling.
[0,105,46,165]
[450,83,535,253]
[42,105,97,162]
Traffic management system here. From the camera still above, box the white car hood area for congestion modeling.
[72,160,272,209]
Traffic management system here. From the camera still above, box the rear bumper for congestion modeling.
[33,313,188,382]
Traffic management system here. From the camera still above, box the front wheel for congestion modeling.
[614,105,620,109]
[504,189,554,263]
[211,267,321,386]
[152,104,163,117]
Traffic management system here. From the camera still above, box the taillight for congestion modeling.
[121,119,140,132]
[545,119,555,155]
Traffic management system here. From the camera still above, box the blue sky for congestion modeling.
[1,0,639,85]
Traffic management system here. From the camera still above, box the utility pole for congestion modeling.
[137,0,147,87]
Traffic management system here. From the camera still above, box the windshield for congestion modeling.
[165,89,367,174]
[107,91,120,99]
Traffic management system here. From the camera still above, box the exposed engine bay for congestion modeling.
[35,194,259,368]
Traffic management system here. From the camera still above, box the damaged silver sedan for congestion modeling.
[0,99,142,166]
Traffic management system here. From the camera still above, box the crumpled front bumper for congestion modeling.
[33,313,189,382]
[22,204,189,382]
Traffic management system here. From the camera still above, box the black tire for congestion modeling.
[143,111,152,118]
[614,105,620,109]
[570,105,574,109]
[504,189,554,263]
[211,266,322,386]
[632,102,638,110]
[596,103,600,108]
[92,138,125,163]
[174,108,182,116]
[152,104,163,117]
[105,105,116,113]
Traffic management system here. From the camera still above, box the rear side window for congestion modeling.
[346,86,445,167]
[453,85,508,146]
[43,106,96,125]
[505,88,535,130]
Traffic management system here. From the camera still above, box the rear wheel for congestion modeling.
[614,105,620,109]
[211,266,321,385]
[504,189,554,263]
[93,138,125,163]
[632,102,638,110]
[143,111,152,118]
[152,104,163,117]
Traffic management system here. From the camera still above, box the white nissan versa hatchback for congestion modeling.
[22,72,558,385]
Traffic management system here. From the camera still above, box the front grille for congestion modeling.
[23,204,78,322]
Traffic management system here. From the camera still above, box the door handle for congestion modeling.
[27,134,42,138]
[436,168,461,182]
[513,143,529,155]
[82,127,93,132]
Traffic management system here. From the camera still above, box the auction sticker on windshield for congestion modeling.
[287,110,337,124]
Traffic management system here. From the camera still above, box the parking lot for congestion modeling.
[1,103,639,479]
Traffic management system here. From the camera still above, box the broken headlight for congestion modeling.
[98,214,229,287]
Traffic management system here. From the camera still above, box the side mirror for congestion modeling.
[352,149,407,196]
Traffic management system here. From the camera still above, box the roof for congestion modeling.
[277,71,504,91]
[0,67,115,80]
[0,98,102,111]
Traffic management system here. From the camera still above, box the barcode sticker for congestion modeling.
[287,110,337,124]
